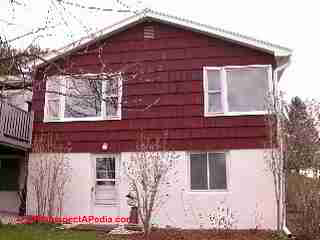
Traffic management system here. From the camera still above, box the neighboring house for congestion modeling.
[27,9,292,229]
[0,76,33,215]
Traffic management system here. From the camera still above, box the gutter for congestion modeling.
[283,224,292,238]
[273,59,293,238]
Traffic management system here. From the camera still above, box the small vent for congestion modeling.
[144,25,155,39]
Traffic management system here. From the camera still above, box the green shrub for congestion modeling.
[271,232,289,240]
[287,173,320,240]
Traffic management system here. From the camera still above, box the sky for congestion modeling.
[0,0,319,101]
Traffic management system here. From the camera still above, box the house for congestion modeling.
[27,9,292,229]
[0,76,33,215]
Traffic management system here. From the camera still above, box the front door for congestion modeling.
[92,154,119,218]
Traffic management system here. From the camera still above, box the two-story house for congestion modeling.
[27,9,292,229]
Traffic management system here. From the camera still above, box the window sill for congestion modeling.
[44,117,121,123]
[204,111,267,117]
[187,189,230,194]
[95,203,119,207]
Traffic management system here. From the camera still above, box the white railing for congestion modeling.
[0,101,34,149]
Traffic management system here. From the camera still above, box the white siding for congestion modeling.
[27,153,93,216]
[27,149,277,229]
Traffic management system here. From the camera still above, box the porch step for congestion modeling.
[0,214,19,224]
[125,224,143,232]
[72,224,118,232]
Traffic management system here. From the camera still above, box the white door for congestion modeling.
[92,154,119,218]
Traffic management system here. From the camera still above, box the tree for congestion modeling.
[284,96,320,172]
[265,90,287,231]
[123,131,178,238]
[29,132,71,217]
[266,91,320,232]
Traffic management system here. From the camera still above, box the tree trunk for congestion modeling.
[144,221,150,239]
[277,198,281,231]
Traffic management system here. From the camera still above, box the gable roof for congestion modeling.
[35,8,292,69]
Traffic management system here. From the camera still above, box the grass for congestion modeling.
[0,223,96,240]
[0,224,280,240]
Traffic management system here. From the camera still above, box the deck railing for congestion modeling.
[0,101,34,150]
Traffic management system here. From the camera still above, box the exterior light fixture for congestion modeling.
[102,143,108,151]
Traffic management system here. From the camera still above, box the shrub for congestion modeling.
[287,173,320,240]
[271,232,289,240]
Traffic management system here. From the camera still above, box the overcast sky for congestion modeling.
[1,0,318,101]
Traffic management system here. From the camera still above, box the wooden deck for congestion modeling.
[0,101,34,150]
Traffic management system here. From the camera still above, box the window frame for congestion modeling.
[187,151,230,193]
[203,65,272,117]
[44,74,122,122]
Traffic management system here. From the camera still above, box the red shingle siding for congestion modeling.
[32,21,274,153]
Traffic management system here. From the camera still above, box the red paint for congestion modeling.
[32,21,275,153]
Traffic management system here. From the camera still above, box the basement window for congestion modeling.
[190,152,228,191]
[203,65,272,116]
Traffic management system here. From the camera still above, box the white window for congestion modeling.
[203,65,272,116]
[44,74,122,122]
[189,152,228,191]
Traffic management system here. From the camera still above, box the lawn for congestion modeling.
[0,224,96,240]
[0,224,279,240]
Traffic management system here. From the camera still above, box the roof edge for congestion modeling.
[33,8,292,69]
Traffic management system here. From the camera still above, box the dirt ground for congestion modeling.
[98,229,275,240]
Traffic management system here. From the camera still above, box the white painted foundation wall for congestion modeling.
[27,149,277,229]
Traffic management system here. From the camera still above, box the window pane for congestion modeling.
[190,153,208,190]
[207,70,220,91]
[96,181,115,186]
[105,79,119,96]
[226,68,268,112]
[208,93,222,113]
[46,77,61,119]
[209,153,227,190]
[106,157,116,179]
[105,97,118,117]
[47,99,59,119]
[96,157,115,180]
[46,77,61,98]
[65,78,102,118]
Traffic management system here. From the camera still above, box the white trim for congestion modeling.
[33,9,291,69]
[117,74,123,120]
[203,64,272,117]
[44,74,122,122]
[187,151,230,193]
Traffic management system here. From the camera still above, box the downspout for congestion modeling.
[273,60,292,238]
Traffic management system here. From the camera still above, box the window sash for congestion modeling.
[45,75,122,121]
[96,157,116,180]
[204,65,271,116]
[190,152,227,191]
[190,153,208,190]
